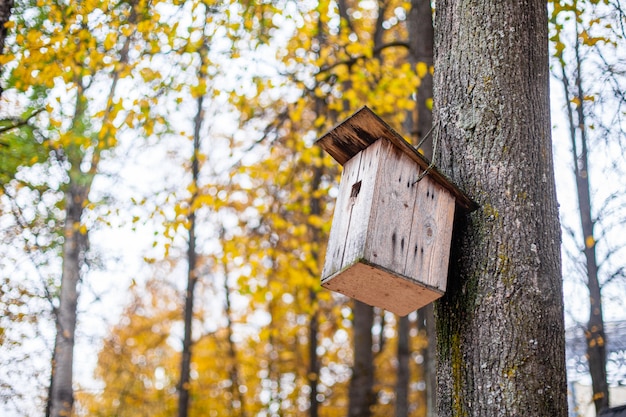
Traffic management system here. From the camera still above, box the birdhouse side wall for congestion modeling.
[363,140,456,292]
[404,177,456,290]
[363,140,421,272]
[321,139,385,281]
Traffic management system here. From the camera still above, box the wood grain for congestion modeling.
[321,140,383,278]
[322,262,443,317]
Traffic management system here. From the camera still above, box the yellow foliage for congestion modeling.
[17,0,441,414]
[416,61,428,79]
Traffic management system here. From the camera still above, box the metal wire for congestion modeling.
[413,120,440,184]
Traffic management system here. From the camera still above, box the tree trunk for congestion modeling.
[395,315,410,417]
[557,24,609,413]
[0,0,11,50]
[308,305,320,417]
[405,2,437,415]
[223,265,247,417]
[348,300,375,417]
[177,180,197,417]
[347,5,386,415]
[49,181,89,417]
[408,0,434,149]
[432,1,567,416]
[177,59,205,416]
[418,303,436,416]
[307,148,324,417]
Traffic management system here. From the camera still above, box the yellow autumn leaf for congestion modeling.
[416,61,428,78]
[103,33,117,51]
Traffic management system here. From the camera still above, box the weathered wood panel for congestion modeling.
[364,140,421,275]
[403,179,455,290]
[322,140,382,279]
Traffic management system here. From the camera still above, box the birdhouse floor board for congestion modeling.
[321,261,443,316]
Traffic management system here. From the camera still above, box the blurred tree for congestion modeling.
[401,0,436,415]
[155,2,279,416]
[1,0,177,414]
[77,278,180,417]
[550,0,626,413]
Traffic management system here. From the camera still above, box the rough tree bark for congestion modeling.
[432,1,567,416]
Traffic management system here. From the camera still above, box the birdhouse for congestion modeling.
[316,107,474,316]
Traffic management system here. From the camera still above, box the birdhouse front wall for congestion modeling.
[322,138,385,279]
[321,138,456,315]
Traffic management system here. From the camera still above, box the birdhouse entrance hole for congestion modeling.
[316,107,474,316]
[350,181,362,198]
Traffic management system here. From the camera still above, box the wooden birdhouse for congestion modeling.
[316,107,474,316]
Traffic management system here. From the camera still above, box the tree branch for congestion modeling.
[317,41,410,74]
[0,108,45,135]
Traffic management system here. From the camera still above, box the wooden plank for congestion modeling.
[339,140,383,271]
[428,184,456,288]
[316,106,476,211]
[403,177,456,291]
[321,262,444,316]
[364,139,420,274]
[321,151,362,279]
[321,140,383,280]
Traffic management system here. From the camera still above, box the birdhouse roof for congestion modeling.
[316,106,475,211]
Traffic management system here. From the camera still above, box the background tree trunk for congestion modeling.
[49,181,89,417]
[347,3,382,416]
[408,0,434,149]
[395,314,410,417]
[0,0,11,51]
[417,304,436,416]
[223,259,247,417]
[306,147,325,417]
[405,1,437,415]
[177,74,203,417]
[432,1,567,415]
[348,300,375,417]
[557,23,609,413]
